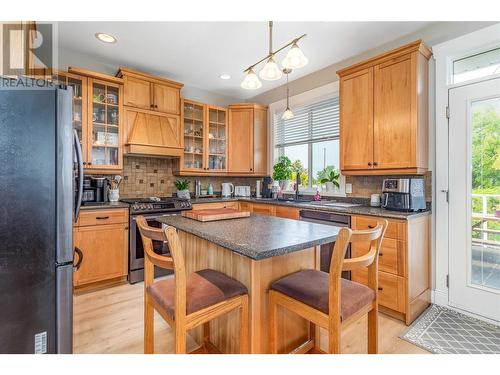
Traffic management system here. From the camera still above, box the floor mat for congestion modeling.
[401,304,500,354]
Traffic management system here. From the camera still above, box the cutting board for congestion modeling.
[182,208,251,222]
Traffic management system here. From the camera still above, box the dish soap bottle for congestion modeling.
[207,183,214,196]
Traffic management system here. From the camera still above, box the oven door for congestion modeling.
[129,213,177,283]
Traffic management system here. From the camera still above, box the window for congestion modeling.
[274,96,343,194]
[453,47,500,84]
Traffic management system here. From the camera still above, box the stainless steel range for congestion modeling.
[120,197,192,283]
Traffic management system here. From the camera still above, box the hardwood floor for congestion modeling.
[73,280,428,354]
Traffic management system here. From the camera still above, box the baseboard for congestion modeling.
[431,288,448,306]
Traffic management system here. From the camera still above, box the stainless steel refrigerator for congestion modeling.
[0,85,82,353]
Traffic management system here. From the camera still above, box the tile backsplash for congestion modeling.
[105,156,432,202]
[119,156,261,198]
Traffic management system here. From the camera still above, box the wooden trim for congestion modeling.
[341,167,427,176]
[68,67,124,84]
[117,67,184,89]
[228,103,268,110]
[336,40,432,77]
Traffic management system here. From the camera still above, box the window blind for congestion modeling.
[274,96,339,148]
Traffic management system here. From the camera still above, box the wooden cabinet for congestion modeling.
[274,206,300,220]
[227,104,268,175]
[350,214,430,324]
[62,67,125,173]
[117,67,182,115]
[179,100,228,173]
[337,40,431,175]
[73,208,128,288]
[251,203,275,216]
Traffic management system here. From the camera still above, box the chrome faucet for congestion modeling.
[295,172,301,201]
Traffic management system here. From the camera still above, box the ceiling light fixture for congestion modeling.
[219,74,231,80]
[241,21,308,90]
[240,68,262,90]
[95,32,117,44]
[282,69,294,120]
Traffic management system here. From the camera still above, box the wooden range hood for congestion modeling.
[123,108,183,157]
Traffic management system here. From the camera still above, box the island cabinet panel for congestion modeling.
[337,40,431,175]
[177,230,321,354]
[251,203,275,216]
[73,208,128,289]
[274,206,300,220]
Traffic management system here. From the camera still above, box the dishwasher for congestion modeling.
[299,210,351,279]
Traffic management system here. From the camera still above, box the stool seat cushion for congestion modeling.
[147,269,247,318]
[270,269,375,320]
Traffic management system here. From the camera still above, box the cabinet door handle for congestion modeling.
[88,162,92,165]
[378,287,383,291]
[368,162,372,166]
[368,224,375,229]
[96,216,109,220]
[73,247,83,271]
[378,253,384,256]
[373,161,378,166]
[155,105,158,109]
[150,104,154,108]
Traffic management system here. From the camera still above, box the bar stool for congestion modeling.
[136,216,249,354]
[269,219,388,354]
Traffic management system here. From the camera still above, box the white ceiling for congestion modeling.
[58,22,433,100]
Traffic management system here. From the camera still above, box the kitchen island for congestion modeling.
[156,214,339,354]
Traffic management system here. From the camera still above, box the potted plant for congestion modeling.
[272,156,293,192]
[174,179,190,199]
[320,167,340,193]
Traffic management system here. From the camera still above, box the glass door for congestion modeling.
[182,100,205,171]
[54,72,88,163]
[449,77,500,321]
[88,79,122,170]
[207,106,227,171]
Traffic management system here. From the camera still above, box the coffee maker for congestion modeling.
[261,176,273,198]
[82,176,109,205]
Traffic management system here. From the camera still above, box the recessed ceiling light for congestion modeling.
[219,74,231,80]
[95,33,117,44]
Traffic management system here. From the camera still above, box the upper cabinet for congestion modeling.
[117,68,184,157]
[58,67,124,173]
[117,67,182,114]
[337,40,431,175]
[227,104,268,175]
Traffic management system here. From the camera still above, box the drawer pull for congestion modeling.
[96,216,110,220]
[379,253,384,256]
[378,287,383,291]
[368,225,375,229]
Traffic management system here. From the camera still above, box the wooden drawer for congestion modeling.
[352,269,406,313]
[252,203,275,216]
[274,206,299,220]
[351,215,406,240]
[352,237,406,276]
[76,208,128,227]
[239,202,253,212]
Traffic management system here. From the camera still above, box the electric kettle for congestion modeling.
[221,182,234,197]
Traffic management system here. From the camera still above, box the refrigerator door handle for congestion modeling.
[73,247,83,271]
[73,130,83,222]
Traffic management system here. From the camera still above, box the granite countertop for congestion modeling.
[190,197,430,220]
[156,214,339,260]
[80,202,129,210]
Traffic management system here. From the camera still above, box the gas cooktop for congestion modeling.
[120,197,192,214]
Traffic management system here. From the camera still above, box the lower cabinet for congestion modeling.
[73,208,129,288]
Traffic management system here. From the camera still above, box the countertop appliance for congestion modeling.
[0,86,76,353]
[299,210,351,278]
[381,178,426,212]
[234,186,251,197]
[262,177,273,198]
[120,197,192,283]
[82,176,109,205]
[221,182,234,198]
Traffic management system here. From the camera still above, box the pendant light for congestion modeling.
[240,68,262,89]
[241,21,308,90]
[282,41,309,69]
[282,69,294,120]
[259,22,282,81]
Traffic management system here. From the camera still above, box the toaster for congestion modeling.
[381,178,426,212]
[234,186,251,197]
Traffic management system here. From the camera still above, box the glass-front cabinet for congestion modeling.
[207,106,227,171]
[54,72,88,159]
[182,100,206,171]
[181,100,227,173]
[88,79,122,170]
